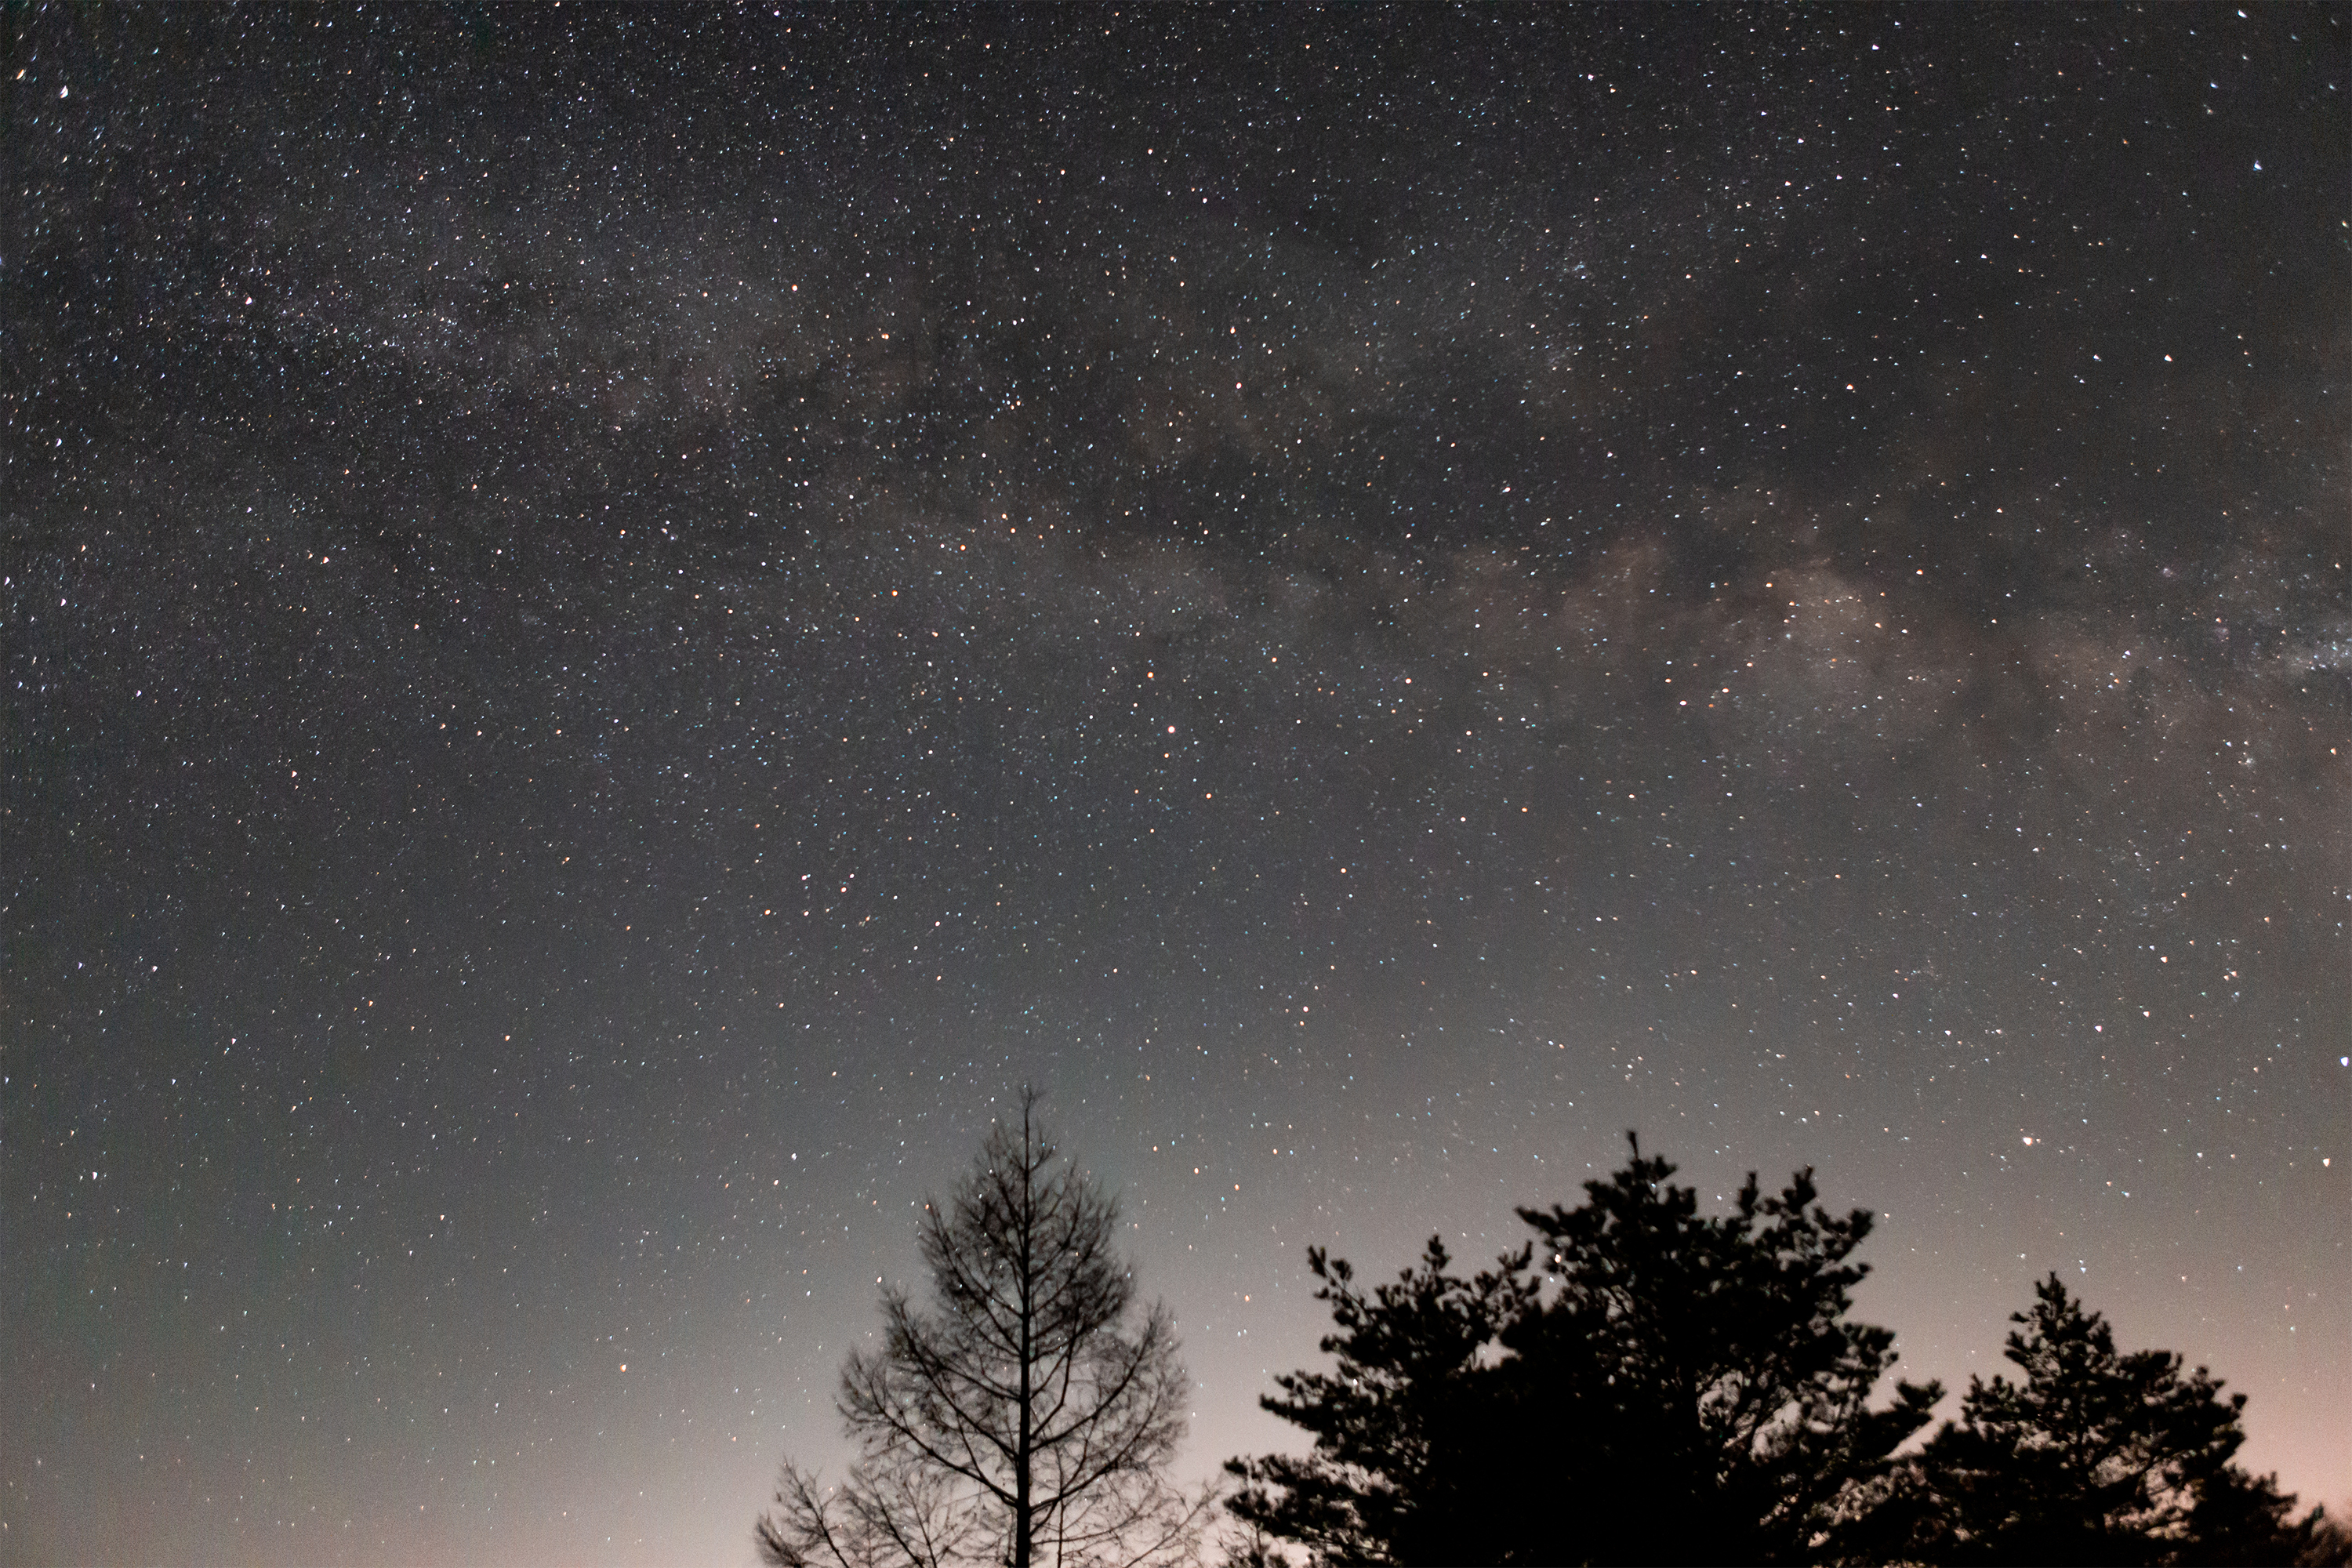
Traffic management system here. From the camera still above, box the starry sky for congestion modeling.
[4,5,2347,1564]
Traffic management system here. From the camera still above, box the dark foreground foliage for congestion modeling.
[1230,1138,2343,1568]
[1228,1139,1939,1564]
[1852,1272,2342,1568]
[755,1120,2341,1567]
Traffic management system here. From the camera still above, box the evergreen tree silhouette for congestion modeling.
[1229,1136,1937,1565]
[1900,1272,2336,1566]
[1501,1140,1939,1565]
[1225,1234,1540,1563]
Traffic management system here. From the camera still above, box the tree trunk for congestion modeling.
[1013,1101,1036,1568]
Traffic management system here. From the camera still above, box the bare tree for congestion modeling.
[757,1090,1212,1568]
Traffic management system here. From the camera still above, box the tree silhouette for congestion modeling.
[1228,1136,1937,1565]
[2297,1512,2352,1568]
[1502,1142,1941,1565]
[1896,1272,2337,1566]
[1223,1235,1540,1563]
[757,1090,1212,1568]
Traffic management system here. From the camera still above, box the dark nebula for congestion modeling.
[5,6,2345,1563]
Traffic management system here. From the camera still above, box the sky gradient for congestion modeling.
[5,5,2347,1563]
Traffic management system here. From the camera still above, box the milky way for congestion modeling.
[5,7,2346,1563]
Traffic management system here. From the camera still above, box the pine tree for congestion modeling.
[1501,1142,1940,1565]
[1229,1138,1937,1565]
[1907,1272,2333,1566]
[1223,1236,1540,1563]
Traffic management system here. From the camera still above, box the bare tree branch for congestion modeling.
[756,1088,1202,1568]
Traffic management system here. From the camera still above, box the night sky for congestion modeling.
[5,5,2347,1563]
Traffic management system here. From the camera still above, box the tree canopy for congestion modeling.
[1224,1234,1541,1563]
[1228,1138,1940,1565]
[1879,1272,2336,1567]
[757,1091,1210,1568]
